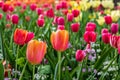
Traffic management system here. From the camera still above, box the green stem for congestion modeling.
[19,61,28,80]
[15,45,19,78]
[32,65,35,80]
[77,60,83,80]
[58,52,61,80]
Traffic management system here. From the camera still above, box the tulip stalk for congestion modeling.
[32,65,35,80]
[58,52,61,80]
[15,45,19,78]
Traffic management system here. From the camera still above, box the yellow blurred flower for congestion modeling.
[104,9,111,15]
[96,16,105,26]
[79,1,91,11]
[111,10,120,22]
[90,1,101,8]
[102,1,114,9]
[89,13,96,19]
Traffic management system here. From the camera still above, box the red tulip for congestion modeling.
[46,8,54,18]
[67,13,74,22]
[14,28,34,45]
[2,3,9,12]
[0,13,3,20]
[102,33,111,44]
[16,1,21,6]
[57,17,65,25]
[72,9,80,17]
[75,50,86,62]
[30,3,37,11]
[39,14,44,19]
[84,31,97,44]
[37,18,44,27]
[51,30,69,52]
[101,28,109,34]
[104,15,112,25]
[36,8,43,15]
[110,23,119,34]
[22,4,26,10]
[62,9,68,15]
[0,1,4,8]
[61,1,68,9]
[53,16,59,24]
[26,40,47,65]
[86,22,96,31]
[55,4,62,10]
[11,14,19,24]
[57,25,65,30]
[6,14,11,21]
[71,23,80,32]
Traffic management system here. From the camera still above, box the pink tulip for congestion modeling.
[110,23,119,34]
[117,47,120,55]
[75,50,86,62]
[67,13,74,22]
[57,17,65,25]
[8,6,14,12]
[36,8,43,15]
[37,18,44,27]
[46,8,54,18]
[61,1,68,9]
[102,33,111,44]
[86,22,96,31]
[25,32,34,43]
[0,1,4,8]
[110,35,120,48]
[71,23,80,32]
[101,28,109,34]
[57,25,65,30]
[0,13,2,20]
[30,3,37,11]
[55,4,62,10]
[11,14,19,24]
[2,3,9,12]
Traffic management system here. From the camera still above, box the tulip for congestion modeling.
[39,14,44,19]
[101,28,109,34]
[57,17,65,25]
[0,1,4,8]
[84,31,97,44]
[61,1,68,9]
[22,4,26,10]
[0,13,2,20]
[14,28,34,45]
[62,9,68,15]
[86,22,96,31]
[67,13,74,22]
[72,9,80,17]
[102,33,111,44]
[110,23,119,34]
[36,8,43,15]
[110,35,120,48]
[71,23,80,32]
[8,6,14,12]
[2,3,9,12]
[118,47,120,55]
[30,3,37,11]
[55,4,62,10]
[57,25,65,30]
[75,50,86,62]
[104,15,112,25]
[53,16,59,24]
[26,40,47,65]
[51,30,69,52]
[11,14,19,24]
[37,18,44,27]
[46,8,54,18]
[25,16,31,22]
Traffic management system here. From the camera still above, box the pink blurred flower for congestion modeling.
[67,13,74,22]
[71,23,80,32]
[11,14,19,24]
[110,23,119,34]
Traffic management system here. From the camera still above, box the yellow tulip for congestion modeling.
[111,10,120,22]
[102,1,114,9]
[90,1,101,8]
[96,16,105,26]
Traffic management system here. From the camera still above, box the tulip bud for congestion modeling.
[84,31,97,44]
[11,14,19,24]
[71,23,80,32]
[25,32,34,43]
[8,6,14,12]
[37,18,44,27]
[30,3,37,11]
[102,33,111,44]
[57,17,65,25]
[67,13,74,22]
[2,3,9,12]
[26,40,47,65]
[75,50,86,62]
[104,15,112,25]
[36,8,43,15]
[22,4,26,10]
[46,8,54,18]
[25,16,31,22]
[39,14,44,19]
[110,23,119,34]
[101,28,109,34]
[72,9,80,17]
[57,25,65,30]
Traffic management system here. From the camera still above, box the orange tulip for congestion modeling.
[51,30,69,52]
[26,40,47,65]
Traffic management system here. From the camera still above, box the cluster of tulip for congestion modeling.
[1,0,120,80]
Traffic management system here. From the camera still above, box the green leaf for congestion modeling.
[0,61,4,80]
[39,65,51,74]
[94,46,113,70]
